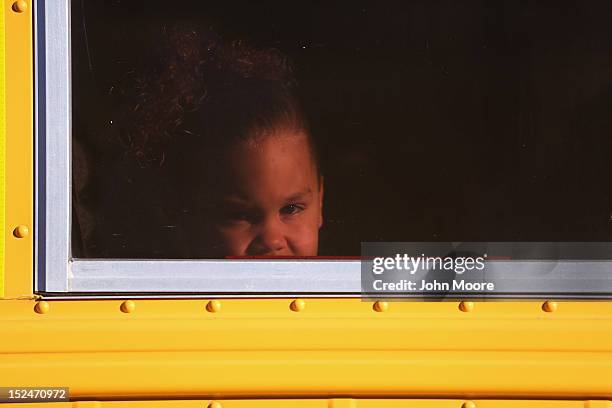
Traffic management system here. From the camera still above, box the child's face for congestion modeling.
[210,131,323,256]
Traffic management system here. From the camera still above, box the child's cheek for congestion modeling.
[286,213,320,256]
[217,224,254,256]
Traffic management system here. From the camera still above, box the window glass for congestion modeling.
[71,0,612,258]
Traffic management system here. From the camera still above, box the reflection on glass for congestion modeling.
[72,1,612,258]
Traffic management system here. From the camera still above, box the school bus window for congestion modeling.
[71,1,612,261]
[32,0,608,295]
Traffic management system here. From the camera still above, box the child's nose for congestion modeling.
[248,216,287,255]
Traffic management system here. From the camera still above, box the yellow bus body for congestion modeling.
[1,1,612,406]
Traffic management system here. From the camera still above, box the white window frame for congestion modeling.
[34,0,612,297]
[34,0,362,294]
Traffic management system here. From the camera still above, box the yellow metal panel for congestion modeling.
[0,0,5,297]
[2,299,612,399]
[0,400,611,408]
[1,0,612,403]
[2,0,33,298]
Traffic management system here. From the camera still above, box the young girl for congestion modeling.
[116,27,324,258]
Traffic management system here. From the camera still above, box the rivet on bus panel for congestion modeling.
[290,299,306,312]
[206,300,222,313]
[13,225,29,238]
[373,301,389,312]
[208,401,222,408]
[120,300,136,313]
[542,300,558,313]
[458,301,474,312]
[12,0,27,13]
[462,401,476,408]
[34,301,50,314]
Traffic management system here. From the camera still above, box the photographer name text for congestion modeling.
[372,279,495,291]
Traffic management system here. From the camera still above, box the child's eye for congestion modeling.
[280,204,304,216]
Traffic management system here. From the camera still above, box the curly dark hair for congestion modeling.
[121,25,310,168]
